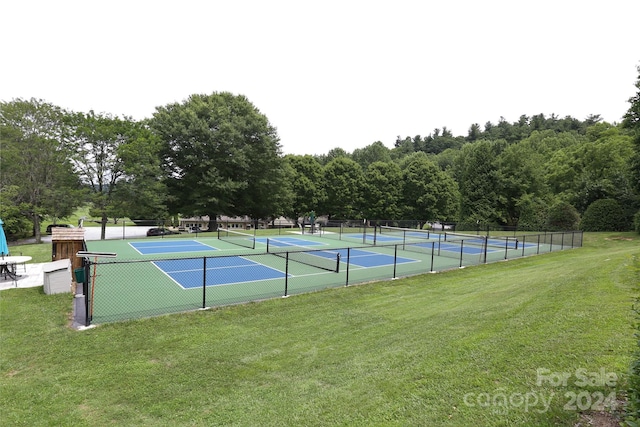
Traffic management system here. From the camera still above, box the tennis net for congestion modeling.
[270,248,340,273]
[266,238,310,252]
[322,223,376,246]
[378,225,432,244]
[402,240,436,255]
[445,232,518,250]
[217,228,256,249]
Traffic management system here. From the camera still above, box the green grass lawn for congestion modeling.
[1,233,638,426]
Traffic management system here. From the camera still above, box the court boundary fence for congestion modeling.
[79,230,583,326]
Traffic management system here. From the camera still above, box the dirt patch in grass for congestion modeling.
[575,411,621,426]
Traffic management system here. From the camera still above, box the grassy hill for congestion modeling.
[1,233,638,426]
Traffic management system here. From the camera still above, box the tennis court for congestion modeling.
[256,236,326,249]
[154,256,286,288]
[79,228,582,324]
[130,240,218,255]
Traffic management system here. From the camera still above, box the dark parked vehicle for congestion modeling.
[146,227,180,237]
[46,224,74,234]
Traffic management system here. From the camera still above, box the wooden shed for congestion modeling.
[51,228,86,275]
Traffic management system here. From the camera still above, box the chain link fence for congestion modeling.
[77,230,583,326]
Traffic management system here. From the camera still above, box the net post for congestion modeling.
[251,227,256,249]
[373,224,377,246]
[362,222,366,245]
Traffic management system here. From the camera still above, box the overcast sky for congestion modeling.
[2,1,638,155]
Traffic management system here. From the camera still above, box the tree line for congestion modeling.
[1,67,639,242]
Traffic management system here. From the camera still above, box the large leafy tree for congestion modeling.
[361,161,402,219]
[497,141,548,225]
[351,141,392,170]
[543,124,634,213]
[399,152,458,221]
[622,64,640,194]
[316,147,350,166]
[66,111,162,239]
[0,98,82,242]
[283,155,325,224]
[574,125,635,213]
[0,185,32,239]
[110,122,167,222]
[321,157,364,219]
[148,93,285,229]
[454,140,507,224]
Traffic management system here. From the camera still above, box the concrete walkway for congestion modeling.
[0,262,46,291]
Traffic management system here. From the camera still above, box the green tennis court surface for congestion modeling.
[83,230,581,324]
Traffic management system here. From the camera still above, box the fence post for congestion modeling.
[393,245,398,279]
[430,242,435,272]
[284,253,289,297]
[459,241,464,268]
[345,247,351,286]
[504,238,509,260]
[483,237,488,264]
[202,256,207,309]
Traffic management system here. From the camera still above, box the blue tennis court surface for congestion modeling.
[130,240,217,255]
[331,248,416,268]
[154,256,285,288]
[438,243,485,255]
[257,236,326,248]
[261,241,418,268]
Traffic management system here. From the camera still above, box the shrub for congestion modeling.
[516,196,549,231]
[579,199,628,232]
[635,211,640,234]
[546,201,580,231]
